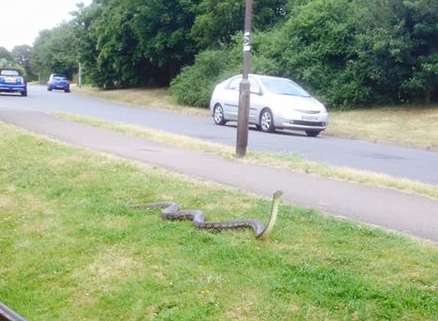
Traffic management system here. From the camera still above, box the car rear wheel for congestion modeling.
[21,90,27,97]
[305,130,321,137]
[64,88,70,93]
[260,109,275,132]
[213,104,226,125]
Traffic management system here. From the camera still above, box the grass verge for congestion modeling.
[73,85,209,116]
[328,105,438,151]
[55,112,438,200]
[1,122,438,321]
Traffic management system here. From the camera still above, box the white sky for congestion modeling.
[0,0,93,50]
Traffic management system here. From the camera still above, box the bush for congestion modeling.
[170,48,240,107]
[171,32,289,107]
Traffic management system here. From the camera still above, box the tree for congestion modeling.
[191,0,288,48]
[74,0,202,88]
[32,23,79,80]
[12,45,35,79]
[0,47,23,73]
[0,47,13,62]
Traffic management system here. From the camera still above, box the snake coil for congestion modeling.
[136,191,283,239]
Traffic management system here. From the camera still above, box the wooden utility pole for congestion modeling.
[236,0,253,158]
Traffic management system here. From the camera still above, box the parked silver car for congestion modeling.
[209,74,328,136]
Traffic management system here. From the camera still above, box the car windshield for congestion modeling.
[260,77,310,97]
[1,70,20,76]
[53,75,66,80]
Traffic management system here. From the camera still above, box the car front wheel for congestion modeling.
[305,130,321,137]
[213,104,226,125]
[260,109,275,132]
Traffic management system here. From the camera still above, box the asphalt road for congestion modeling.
[1,84,438,184]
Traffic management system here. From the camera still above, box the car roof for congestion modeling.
[229,74,293,81]
[0,68,22,74]
[251,74,292,81]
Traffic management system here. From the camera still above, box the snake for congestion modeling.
[135,191,283,240]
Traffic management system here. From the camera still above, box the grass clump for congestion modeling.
[1,122,438,321]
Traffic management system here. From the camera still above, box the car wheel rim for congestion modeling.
[214,106,223,123]
[261,112,272,130]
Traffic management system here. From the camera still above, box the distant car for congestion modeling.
[0,68,27,96]
[47,74,70,92]
[210,74,328,137]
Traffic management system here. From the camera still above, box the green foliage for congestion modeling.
[0,47,24,74]
[266,0,366,106]
[191,0,288,48]
[67,0,293,89]
[170,32,288,107]
[0,47,13,62]
[73,0,201,88]
[31,23,79,80]
[173,0,438,107]
[31,0,437,107]
[0,58,22,73]
[170,47,240,106]
[11,45,36,80]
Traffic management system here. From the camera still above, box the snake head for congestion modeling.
[257,190,283,240]
[273,190,284,200]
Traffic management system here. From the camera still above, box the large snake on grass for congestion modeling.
[135,191,283,240]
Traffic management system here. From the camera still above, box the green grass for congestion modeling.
[1,122,437,321]
[55,112,438,200]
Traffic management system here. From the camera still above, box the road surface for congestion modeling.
[1,85,438,184]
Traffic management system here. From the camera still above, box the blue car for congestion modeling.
[0,68,27,96]
[47,74,70,92]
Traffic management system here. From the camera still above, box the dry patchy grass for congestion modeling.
[73,85,209,116]
[328,105,438,150]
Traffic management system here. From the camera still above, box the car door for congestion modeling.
[222,76,241,120]
[249,77,264,124]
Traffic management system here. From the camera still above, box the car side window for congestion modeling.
[228,77,241,90]
[249,78,261,95]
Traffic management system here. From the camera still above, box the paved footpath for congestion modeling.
[1,110,438,242]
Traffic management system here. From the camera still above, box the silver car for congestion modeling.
[209,74,328,137]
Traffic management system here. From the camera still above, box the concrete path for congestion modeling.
[1,85,438,184]
[1,109,437,242]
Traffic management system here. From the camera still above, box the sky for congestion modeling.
[0,0,92,50]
